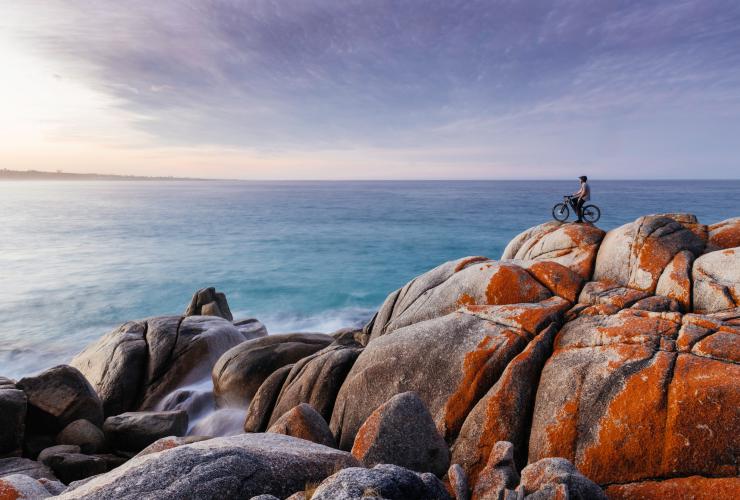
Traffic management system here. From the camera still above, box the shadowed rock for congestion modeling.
[267,403,336,447]
[103,410,188,452]
[310,464,451,500]
[54,433,360,500]
[71,315,252,416]
[447,464,470,500]
[212,333,334,408]
[630,295,681,312]
[38,445,81,467]
[0,457,57,480]
[0,387,26,457]
[351,392,449,476]
[45,453,107,484]
[56,419,105,454]
[692,247,740,313]
[470,441,519,500]
[655,249,694,311]
[244,364,294,433]
[184,287,233,321]
[520,457,606,500]
[17,365,103,435]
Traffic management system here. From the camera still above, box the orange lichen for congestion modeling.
[455,256,490,272]
[351,406,382,460]
[710,224,740,249]
[457,293,477,307]
[486,265,545,305]
[541,394,580,462]
[605,476,740,500]
[525,261,583,302]
[0,480,21,500]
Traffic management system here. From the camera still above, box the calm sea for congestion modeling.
[1,180,738,379]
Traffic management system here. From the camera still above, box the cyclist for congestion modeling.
[571,175,590,223]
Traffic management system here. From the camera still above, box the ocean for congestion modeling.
[1,180,738,379]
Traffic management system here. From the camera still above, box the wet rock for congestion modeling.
[158,388,214,419]
[311,464,451,500]
[593,214,705,293]
[0,388,26,457]
[470,441,519,500]
[0,474,60,499]
[655,249,694,311]
[244,364,293,433]
[103,410,188,452]
[502,222,605,280]
[692,247,740,313]
[184,287,233,321]
[54,433,360,499]
[45,453,107,484]
[16,365,103,436]
[368,259,552,340]
[0,457,57,480]
[351,392,449,476]
[447,464,470,500]
[71,315,252,416]
[331,298,568,450]
[134,436,211,458]
[212,333,334,408]
[520,458,606,500]
[267,403,336,447]
[604,476,740,500]
[56,419,105,454]
[38,445,80,466]
[233,318,269,340]
[452,324,558,480]
[268,344,362,426]
[706,217,740,252]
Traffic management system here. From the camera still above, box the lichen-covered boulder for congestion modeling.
[655,249,694,311]
[17,365,103,435]
[470,441,519,500]
[331,297,569,450]
[351,392,449,476]
[0,474,63,499]
[447,464,470,500]
[103,410,188,452]
[71,315,252,416]
[0,387,26,457]
[54,433,360,500]
[502,222,605,280]
[267,403,336,447]
[184,287,233,321]
[593,214,705,293]
[528,308,739,486]
[310,464,451,500]
[692,248,740,313]
[267,344,362,426]
[604,476,740,499]
[706,217,740,252]
[367,259,551,340]
[244,365,294,433]
[213,333,334,408]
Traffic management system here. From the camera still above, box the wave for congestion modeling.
[234,305,376,335]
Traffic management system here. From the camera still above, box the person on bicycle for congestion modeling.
[572,175,590,223]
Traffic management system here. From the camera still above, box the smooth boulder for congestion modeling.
[266,403,336,447]
[520,457,606,500]
[212,333,334,408]
[45,453,107,484]
[350,392,449,476]
[184,286,233,321]
[706,217,740,252]
[56,419,105,454]
[103,410,188,452]
[243,364,294,433]
[692,247,740,313]
[54,433,360,500]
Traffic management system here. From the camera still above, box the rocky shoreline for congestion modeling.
[1,213,738,499]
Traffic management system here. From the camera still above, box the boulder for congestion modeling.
[267,344,362,426]
[17,365,103,434]
[212,333,334,408]
[692,248,740,313]
[447,464,470,500]
[655,250,694,311]
[350,392,449,476]
[593,214,705,293]
[71,315,252,416]
[331,297,569,450]
[577,280,650,311]
[103,410,188,452]
[0,457,56,480]
[310,464,451,500]
[470,441,519,500]
[233,318,269,340]
[452,324,558,480]
[501,222,606,280]
[520,458,606,500]
[54,433,360,500]
[0,388,26,456]
[184,287,233,321]
[243,364,294,433]
[56,419,105,454]
[134,436,211,458]
[0,474,62,499]
[604,476,740,500]
[513,260,585,303]
[528,309,739,485]
[38,445,81,467]
[45,453,107,484]
[706,217,740,252]
[267,403,336,447]
[367,259,552,340]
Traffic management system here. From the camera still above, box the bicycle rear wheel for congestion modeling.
[552,203,569,222]
[582,204,601,223]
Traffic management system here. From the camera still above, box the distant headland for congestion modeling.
[0,168,211,181]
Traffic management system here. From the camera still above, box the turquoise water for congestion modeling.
[1,180,738,378]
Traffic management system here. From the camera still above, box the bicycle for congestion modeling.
[552,195,601,223]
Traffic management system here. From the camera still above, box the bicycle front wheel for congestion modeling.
[582,204,601,223]
[552,203,569,222]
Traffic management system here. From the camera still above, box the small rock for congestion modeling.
[56,419,105,454]
[0,388,26,456]
[472,441,520,500]
[38,445,81,466]
[0,473,57,499]
[16,365,104,434]
[351,391,450,476]
[447,463,470,500]
[184,287,233,321]
[103,410,188,452]
[520,457,606,500]
[46,453,107,484]
[267,403,336,447]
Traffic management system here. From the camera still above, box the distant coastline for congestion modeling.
[0,168,211,181]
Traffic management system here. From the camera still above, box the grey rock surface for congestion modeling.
[0,473,58,498]
[520,457,607,500]
[0,457,57,480]
[692,247,740,313]
[56,419,105,454]
[103,410,188,452]
[38,445,81,466]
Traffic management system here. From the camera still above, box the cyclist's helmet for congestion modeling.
[579,176,587,182]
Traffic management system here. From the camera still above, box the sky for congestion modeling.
[1,0,739,180]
